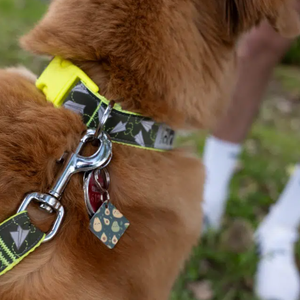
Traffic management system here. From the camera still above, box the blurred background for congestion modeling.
[2,0,300,299]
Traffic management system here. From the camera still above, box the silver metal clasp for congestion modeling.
[17,192,64,243]
[17,129,112,243]
[49,129,112,199]
[94,101,115,139]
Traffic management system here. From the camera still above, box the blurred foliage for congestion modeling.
[283,39,300,65]
[0,0,47,72]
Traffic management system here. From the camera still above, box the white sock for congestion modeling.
[255,226,300,300]
[259,164,300,230]
[202,136,242,230]
[255,165,300,300]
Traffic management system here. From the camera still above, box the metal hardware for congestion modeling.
[17,129,113,243]
[17,193,64,243]
[93,168,110,205]
[94,101,115,139]
[83,168,111,216]
[93,168,110,192]
[83,171,96,216]
[49,130,112,199]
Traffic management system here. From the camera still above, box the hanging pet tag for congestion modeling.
[89,202,130,249]
[83,168,111,216]
[83,172,105,216]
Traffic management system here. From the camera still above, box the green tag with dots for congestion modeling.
[89,202,130,249]
[0,211,45,276]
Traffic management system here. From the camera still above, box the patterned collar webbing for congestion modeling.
[62,82,176,151]
[0,211,45,276]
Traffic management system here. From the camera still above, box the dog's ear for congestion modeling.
[268,2,300,38]
[224,0,257,37]
[225,0,300,38]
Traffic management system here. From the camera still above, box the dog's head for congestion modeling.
[21,0,300,129]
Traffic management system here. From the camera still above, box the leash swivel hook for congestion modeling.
[17,129,112,243]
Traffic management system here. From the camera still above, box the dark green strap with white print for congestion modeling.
[63,82,175,151]
[0,211,45,276]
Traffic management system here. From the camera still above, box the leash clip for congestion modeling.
[17,129,112,242]
[49,129,112,199]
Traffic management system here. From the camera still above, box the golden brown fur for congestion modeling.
[0,0,299,299]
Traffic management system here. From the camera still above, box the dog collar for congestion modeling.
[37,57,176,151]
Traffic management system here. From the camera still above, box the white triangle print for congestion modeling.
[134,131,145,147]
[110,121,128,134]
[97,106,105,120]
[10,226,30,250]
[141,120,154,132]
[73,83,89,94]
[64,101,86,115]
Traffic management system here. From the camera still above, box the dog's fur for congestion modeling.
[0,0,299,299]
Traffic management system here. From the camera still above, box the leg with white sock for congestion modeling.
[203,21,293,232]
[203,137,241,230]
[255,165,300,300]
[201,10,300,299]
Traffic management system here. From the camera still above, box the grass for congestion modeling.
[0,0,46,71]
[2,1,300,300]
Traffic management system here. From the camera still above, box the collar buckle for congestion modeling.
[36,56,99,107]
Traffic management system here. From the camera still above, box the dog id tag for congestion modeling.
[83,171,105,216]
[89,202,130,249]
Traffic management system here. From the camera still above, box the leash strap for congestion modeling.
[0,211,45,276]
[63,82,175,151]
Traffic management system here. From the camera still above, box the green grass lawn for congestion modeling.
[0,0,46,71]
[2,1,300,299]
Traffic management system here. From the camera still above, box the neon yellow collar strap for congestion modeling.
[37,57,175,151]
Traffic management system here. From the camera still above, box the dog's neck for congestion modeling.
[73,59,179,127]
[38,57,176,152]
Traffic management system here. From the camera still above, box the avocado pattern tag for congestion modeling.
[89,202,130,249]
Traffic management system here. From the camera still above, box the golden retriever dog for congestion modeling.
[0,0,299,299]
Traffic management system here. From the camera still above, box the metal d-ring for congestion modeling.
[17,192,65,243]
[94,100,115,139]
[93,168,110,192]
